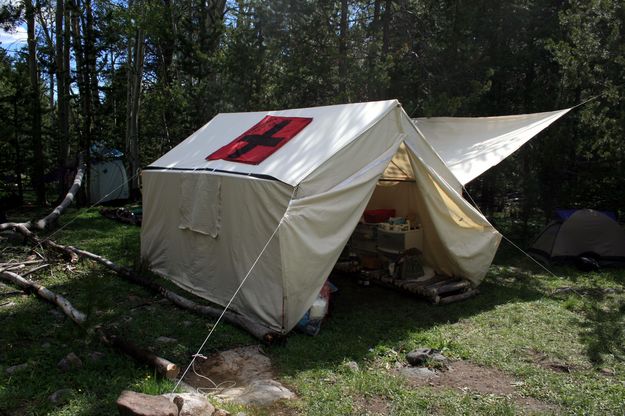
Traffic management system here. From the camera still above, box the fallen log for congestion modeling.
[33,153,86,230]
[434,280,471,296]
[0,269,87,325]
[98,328,180,379]
[0,153,86,232]
[9,224,280,343]
[1,267,180,379]
[14,224,78,263]
[436,288,480,305]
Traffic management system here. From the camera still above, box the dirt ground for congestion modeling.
[399,360,559,414]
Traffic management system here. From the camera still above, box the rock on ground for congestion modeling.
[156,336,178,344]
[229,379,295,406]
[5,363,28,375]
[406,348,448,367]
[399,366,438,380]
[344,361,359,372]
[88,351,106,362]
[117,390,178,416]
[49,389,73,406]
[162,392,215,416]
[57,352,83,372]
[185,345,295,407]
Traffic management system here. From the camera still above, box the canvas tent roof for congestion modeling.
[142,99,569,334]
[150,100,465,187]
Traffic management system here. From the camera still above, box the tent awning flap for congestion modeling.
[414,108,571,185]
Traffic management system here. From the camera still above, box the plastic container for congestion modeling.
[363,209,395,223]
[309,298,328,321]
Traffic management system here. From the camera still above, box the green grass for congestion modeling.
[1,208,624,414]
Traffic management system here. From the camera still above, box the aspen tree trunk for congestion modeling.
[56,0,71,197]
[125,0,145,196]
[26,0,45,205]
[338,0,348,101]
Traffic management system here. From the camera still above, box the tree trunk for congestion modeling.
[56,0,71,197]
[381,0,392,60]
[26,0,45,205]
[33,153,86,230]
[366,0,381,99]
[13,97,23,204]
[338,0,348,101]
[125,1,145,195]
[0,154,86,232]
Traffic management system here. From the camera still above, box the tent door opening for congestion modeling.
[339,142,431,282]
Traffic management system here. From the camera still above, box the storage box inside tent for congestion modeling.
[141,100,571,334]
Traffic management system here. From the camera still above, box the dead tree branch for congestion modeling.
[0,266,179,379]
[33,153,86,230]
[98,328,180,379]
[0,269,87,325]
[0,153,86,232]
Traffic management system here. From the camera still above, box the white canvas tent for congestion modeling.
[141,100,568,333]
[89,160,129,203]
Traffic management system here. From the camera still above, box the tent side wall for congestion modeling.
[141,170,293,331]
[401,114,501,282]
[528,221,561,257]
[552,211,625,260]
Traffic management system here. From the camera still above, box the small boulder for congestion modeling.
[406,348,448,367]
[155,336,178,344]
[49,388,73,405]
[233,379,295,406]
[6,363,28,375]
[430,352,449,365]
[58,352,83,372]
[344,361,359,372]
[213,410,231,416]
[117,390,178,416]
[88,351,106,363]
[399,366,437,380]
[162,392,216,416]
[406,348,431,366]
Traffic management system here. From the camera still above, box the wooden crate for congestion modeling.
[377,228,423,252]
